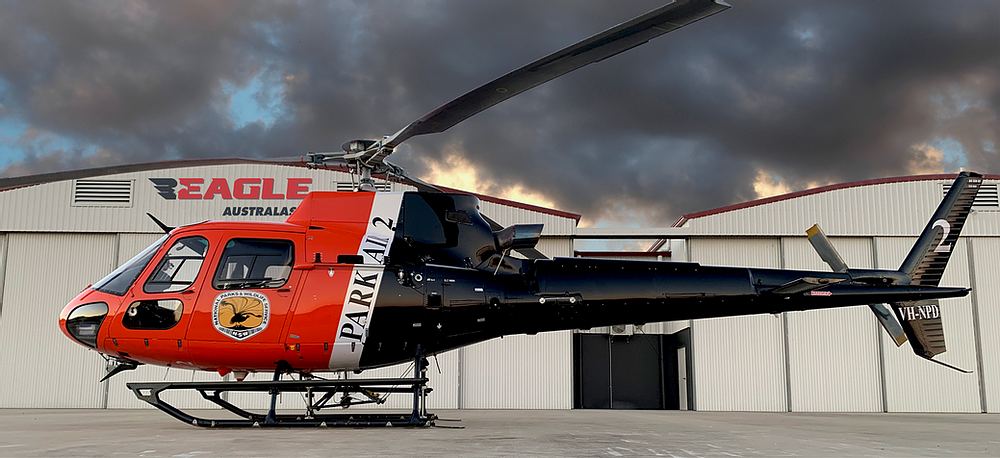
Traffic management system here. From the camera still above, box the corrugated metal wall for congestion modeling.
[685,179,1000,237]
[459,332,573,409]
[782,237,882,412]
[480,202,576,236]
[0,164,578,236]
[688,238,787,411]
[452,233,574,409]
[970,238,1000,413]
[875,237,982,412]
[0,234,6,317]
[0,233,116,408]
[0,165,343,232]
[534,238,573,259]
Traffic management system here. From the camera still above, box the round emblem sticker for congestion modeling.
[213,291,270,340]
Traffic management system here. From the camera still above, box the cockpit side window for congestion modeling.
[143,236,210,293]
[212,239,293,290]
[122,299,184,330]
[93,234,169,296]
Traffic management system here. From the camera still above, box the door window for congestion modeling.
[122,299,184,330]
[213,239,294,290]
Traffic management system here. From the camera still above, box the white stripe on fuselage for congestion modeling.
[328,192,404,370]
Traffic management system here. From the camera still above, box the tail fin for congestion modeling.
[893,171,982,371]
[898,171,983,286]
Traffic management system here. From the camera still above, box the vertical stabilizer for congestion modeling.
[892,172,981,372]
[898,171,982,286]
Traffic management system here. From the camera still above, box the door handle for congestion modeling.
[181,290,197,295]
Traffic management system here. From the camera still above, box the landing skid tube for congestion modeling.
[127,377,436,427]
[128,348,438,428]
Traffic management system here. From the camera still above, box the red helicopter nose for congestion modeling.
[59,289,118,353]
[61,302,107,349]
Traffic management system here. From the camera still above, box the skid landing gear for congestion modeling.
[127,349,438,428]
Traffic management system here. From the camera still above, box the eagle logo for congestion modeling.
[148,178,178,200]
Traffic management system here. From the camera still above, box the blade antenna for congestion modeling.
[146,213,175,234]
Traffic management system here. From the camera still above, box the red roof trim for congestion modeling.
[672,173,1000,227]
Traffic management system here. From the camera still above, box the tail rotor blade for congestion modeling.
[868,303,907,347]
[807,225,911,349]
[806,224,848,273]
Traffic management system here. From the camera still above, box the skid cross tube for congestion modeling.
[127,377,435,427]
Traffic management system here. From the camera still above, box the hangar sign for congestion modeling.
[149,178,313,218]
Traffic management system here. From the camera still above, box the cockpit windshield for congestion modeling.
[92,234,169,296]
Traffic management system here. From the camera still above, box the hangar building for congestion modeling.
[0,161,996,413]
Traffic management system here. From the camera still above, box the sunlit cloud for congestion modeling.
[419,143,557,210]
[752,169,793,199]
[907,143,948,175]
[752,169,832,200]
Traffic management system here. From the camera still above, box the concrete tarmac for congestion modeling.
[0,408,997,457]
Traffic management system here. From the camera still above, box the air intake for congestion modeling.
[72,179,133,207]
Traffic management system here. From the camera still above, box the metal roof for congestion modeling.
[0,157,580,222]
[673,173,1000,227]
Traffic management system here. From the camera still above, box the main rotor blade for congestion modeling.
[382,0,730,150]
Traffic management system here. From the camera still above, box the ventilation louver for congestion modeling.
[72,179,134,207]
[944,183,998,210]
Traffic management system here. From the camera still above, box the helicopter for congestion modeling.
[58,0,983,427]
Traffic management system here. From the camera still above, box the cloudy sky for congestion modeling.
[0,0,996,228]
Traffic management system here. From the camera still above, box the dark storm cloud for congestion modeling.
[0,0,996,226]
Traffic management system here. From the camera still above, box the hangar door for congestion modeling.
[0,233,116,408]
[574,330,691,410]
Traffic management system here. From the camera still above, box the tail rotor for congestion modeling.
[805,171,982,372]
